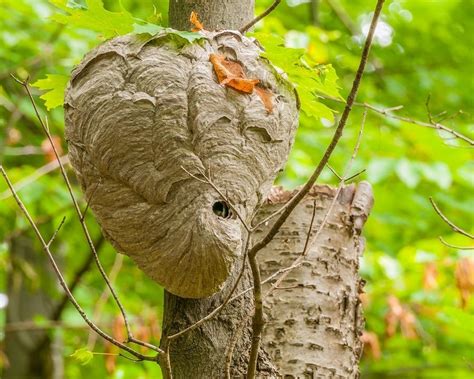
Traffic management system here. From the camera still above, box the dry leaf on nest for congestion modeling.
[455,257,474,308]
[190,11,204,32]
[255,86,274,113]
[210,53,259,93]
[209,53,274,113]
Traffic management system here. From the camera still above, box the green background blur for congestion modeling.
[0,0,473,378]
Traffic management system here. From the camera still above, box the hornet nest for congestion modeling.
[64,30,299,298]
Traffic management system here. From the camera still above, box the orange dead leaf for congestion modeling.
[209,53,259,94]
[360,331,381,360]
[41,135,63,163]
[190,11,204,32]
[384,295,418,340]
[423,262,438,290]
[455,257,474,308]
[400,309,418,339]
[255,86,273,113]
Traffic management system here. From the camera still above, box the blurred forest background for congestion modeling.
[0,0,473,378]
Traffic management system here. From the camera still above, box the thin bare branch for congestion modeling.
[439,237,474,250]
[0,155,69,200]
[168,234,251,340]
[244,2,383,371]
[181,165,251,232]
[246,250,264,378]
[0,166,162,360]
[322,96,474,146]
[239,0,281,33]
[46,216,66,247]
[12,76,138,347]
[247,0,384,262]
[52,236,106,320]
[430,197,474,239]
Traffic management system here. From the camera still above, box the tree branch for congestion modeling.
[239,0,282,34]
[0,166,162,360]
[247,0,385,261]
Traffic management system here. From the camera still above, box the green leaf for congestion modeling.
[132,22,164,35]
[70,347,94,365]
[132,24,204,44]
[32,74,69,110]
[49,0,136,38]
[253,32,341,121]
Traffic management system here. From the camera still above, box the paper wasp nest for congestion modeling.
[64,30,299,298]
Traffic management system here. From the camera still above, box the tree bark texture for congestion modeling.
[258,183,373,378]
[169,0,255,31]
[160,183,373,378]
[2,234,64,379]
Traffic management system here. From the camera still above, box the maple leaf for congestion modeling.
[190,11,204,32]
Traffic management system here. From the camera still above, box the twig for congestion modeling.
[0,166,162,360]
[46,216,66,247]
[11,76,138,348]
[324,0,358,35]
[247,0,384,261]
[51,236,106,321]
[246,251,264,378]
[225,312,252,379]
[0,155,69,200]
[265,110,367,297]
[168,234,251,340]
[239,0,281,34]
[87,254,125,350]
[181,166,251,232]
[244,1,383,370]
[439,237,474,250]
[322,96,474,146]
[429,197,473,239]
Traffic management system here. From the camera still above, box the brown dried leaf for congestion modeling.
[209,53,259,94]
[455,257,474,308]
[423,262,438,290]
[360,331,381,360]
[385,295,418,339]
[41,135,63,163]
[255,86,273,113]
[400,309,418,339]
[190,11,203,32]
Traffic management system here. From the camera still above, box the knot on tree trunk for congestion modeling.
[64,31,299,298]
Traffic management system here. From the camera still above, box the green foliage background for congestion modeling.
[0,0,473,378]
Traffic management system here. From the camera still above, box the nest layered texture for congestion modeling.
[65,31,299,298]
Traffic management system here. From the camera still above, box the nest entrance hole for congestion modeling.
[213,201,232,219]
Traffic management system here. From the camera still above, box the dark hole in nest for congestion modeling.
[213,201,232,219]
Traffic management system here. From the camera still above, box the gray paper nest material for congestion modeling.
[64,30,299,298]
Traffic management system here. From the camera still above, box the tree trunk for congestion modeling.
[169,0,255,31]
[259,183,372,378]
[2,234,64,379]
[161,2,373,378]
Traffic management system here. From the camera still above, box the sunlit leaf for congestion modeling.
[70,347,94,365]
[31,74,69,110]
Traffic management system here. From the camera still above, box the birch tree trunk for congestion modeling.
[161,1,373,378]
